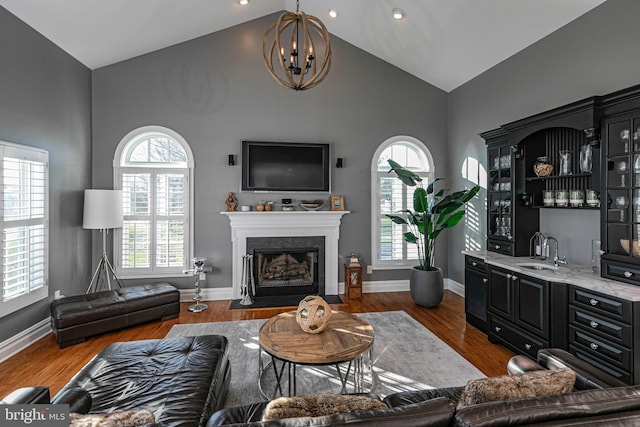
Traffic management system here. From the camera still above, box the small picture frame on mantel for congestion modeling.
[331,195,344,211]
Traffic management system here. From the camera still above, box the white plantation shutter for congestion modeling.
[121,172,151,269]
[372,137,433,269]
[155,173,186,268]
[114,127,193,278]
[0,143,48,317]
[378,175,419,262]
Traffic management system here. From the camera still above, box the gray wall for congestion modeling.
[447,0,640,282]
[0,7,92,342]
[91,13,448,289]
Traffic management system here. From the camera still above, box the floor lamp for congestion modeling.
[83,189,124,294]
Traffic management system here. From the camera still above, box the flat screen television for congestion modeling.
[241,141,331,192]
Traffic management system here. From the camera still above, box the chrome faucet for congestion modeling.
[543,236,568,267]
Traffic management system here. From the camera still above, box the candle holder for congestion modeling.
[183,257,211,313]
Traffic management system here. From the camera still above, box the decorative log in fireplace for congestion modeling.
[253,247,319,297]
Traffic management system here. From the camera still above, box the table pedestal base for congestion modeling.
[258,349,373,399]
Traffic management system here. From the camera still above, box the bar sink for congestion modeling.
[516,262,559,271]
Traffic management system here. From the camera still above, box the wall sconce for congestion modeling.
[228,154,237,166]
[336,158,344,168]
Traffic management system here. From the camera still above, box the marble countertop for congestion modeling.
[463,250,640,302]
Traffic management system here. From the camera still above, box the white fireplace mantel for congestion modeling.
[221,211,349,299]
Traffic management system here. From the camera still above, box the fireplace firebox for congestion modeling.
[253,248,319,297]
[247,236,325,299]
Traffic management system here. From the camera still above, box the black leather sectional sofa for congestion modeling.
[5,341,640,426]
[207,348,640,426]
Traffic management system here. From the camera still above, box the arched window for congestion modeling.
[113,126,194,278]
[371,136,434,269]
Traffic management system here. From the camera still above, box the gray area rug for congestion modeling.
[166,310,485,408]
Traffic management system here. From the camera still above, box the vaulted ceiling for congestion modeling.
[0,0,606,92]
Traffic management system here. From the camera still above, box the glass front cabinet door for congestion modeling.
[483,128,540,256]
[602,111,640,285]
[486,131,515,255]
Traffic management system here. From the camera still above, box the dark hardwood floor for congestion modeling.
[0,290,514,399]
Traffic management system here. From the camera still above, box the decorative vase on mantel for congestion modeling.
[409,267,444,308]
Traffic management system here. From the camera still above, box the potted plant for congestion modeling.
[386,159,480,307]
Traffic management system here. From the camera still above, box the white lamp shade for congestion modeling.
[83,189,124,229]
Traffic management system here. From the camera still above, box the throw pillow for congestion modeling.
[69,409,155,427]
[262,393,388,421]
[456,368,575,409]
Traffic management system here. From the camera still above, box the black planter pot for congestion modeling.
[409,267,444,308]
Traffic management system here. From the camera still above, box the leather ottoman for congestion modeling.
[51,283,180,347]
[53,335,230,427]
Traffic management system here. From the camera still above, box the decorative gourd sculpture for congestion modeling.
[296,295,332,333]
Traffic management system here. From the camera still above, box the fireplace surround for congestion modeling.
[221,211,348,300]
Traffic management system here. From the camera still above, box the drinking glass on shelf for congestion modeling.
[555,189,569,207]
[586,189,599,207]
[542,190,555,207]
[559,150,572,176]
[621,129,631,153]
[579,144,592,173]
[570,189,584,207]
[616,160,629,187]
[634,155,640,186]
[615,195,629,222]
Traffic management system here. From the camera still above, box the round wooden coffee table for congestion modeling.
[258,311,374,398]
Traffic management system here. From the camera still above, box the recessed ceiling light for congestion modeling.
[239,0,249,5]
[392,8,405,20]
[328,9,338,18]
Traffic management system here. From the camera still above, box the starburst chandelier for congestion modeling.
[262,0,332,91]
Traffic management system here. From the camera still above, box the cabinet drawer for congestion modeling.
[487,239,513,256]
[569,345,632,385]
[569,326,631,371]
[603,261,640,287]
[465,256,486,273]
[489,315,548,359]
[569,287,631,323]
[569,306,631,346]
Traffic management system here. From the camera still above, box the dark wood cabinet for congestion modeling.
[515,275,550,338]
[478,84,640,384]
[482,97,602,257]
[488,267,513,319]
[464,256,487,332]
[521,127,600,210]
[600,88,640,286]
[487,266,562,359]
[483,131,539,256]
[568,285,639,384]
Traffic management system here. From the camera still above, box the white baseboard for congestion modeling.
[363,279,410,293]
[177,280,462,300]
[179,287,233,302]
[446,278,465,297]
[0,318,51,363]
[1,281,466,364]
